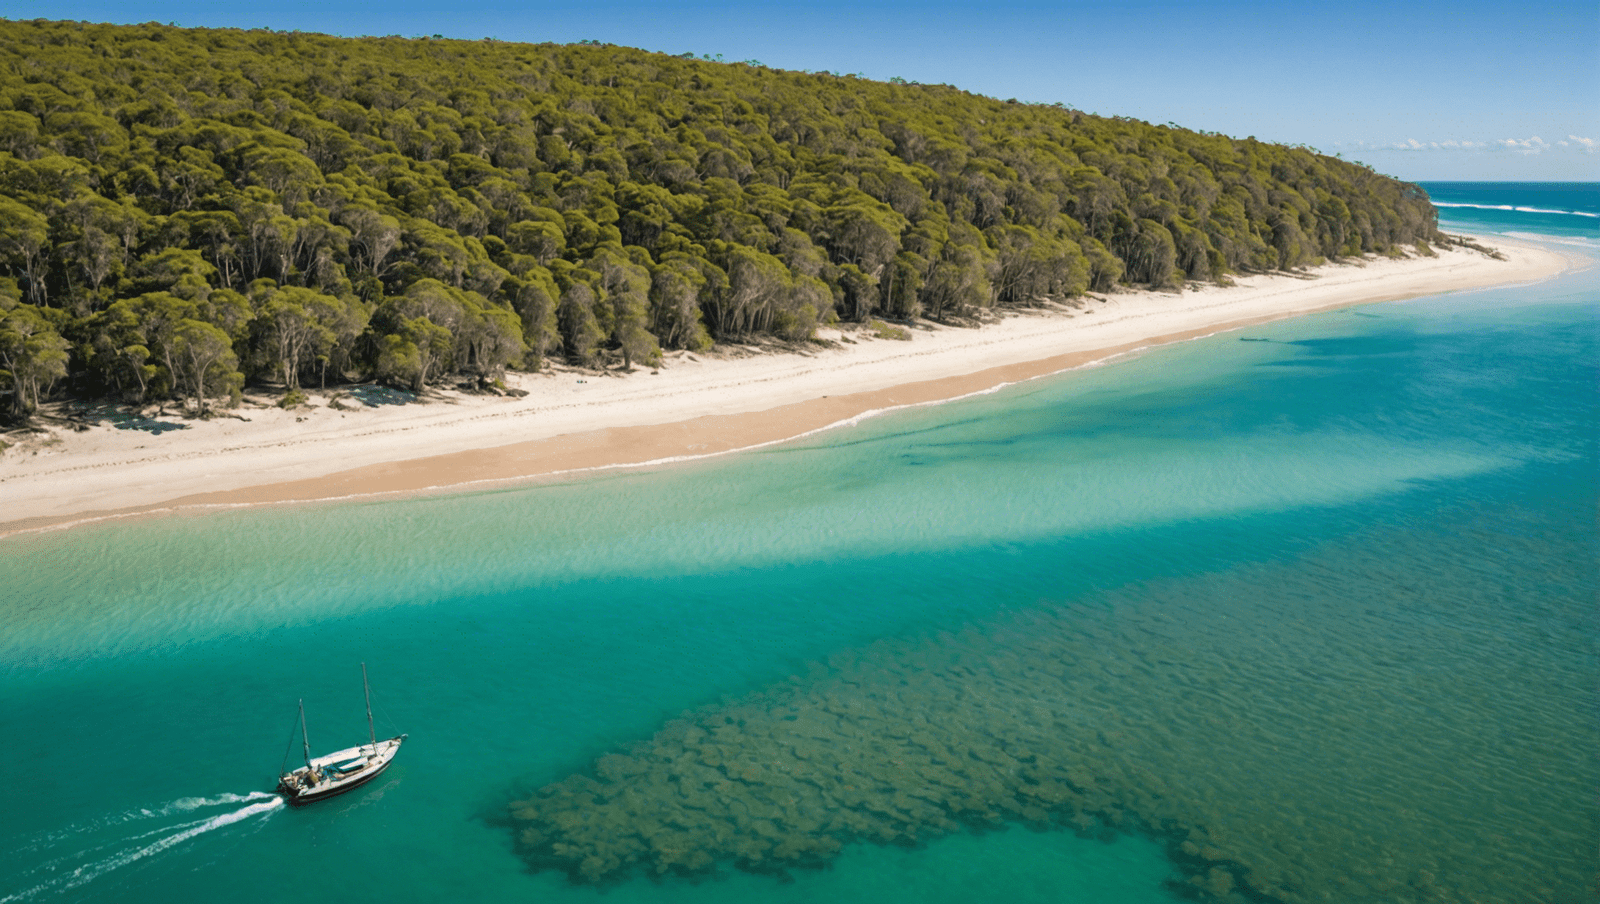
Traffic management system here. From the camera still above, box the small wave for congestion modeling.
[1433,201,1599,219]
[2,796,282,903]
[1502,231,1600,250]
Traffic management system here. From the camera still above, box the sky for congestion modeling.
[8,0,1598,181]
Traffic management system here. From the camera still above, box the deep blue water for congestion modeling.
[1422,180,1599,244]
[0,187,1594,904]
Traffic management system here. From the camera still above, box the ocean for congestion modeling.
[1,183,1595,904]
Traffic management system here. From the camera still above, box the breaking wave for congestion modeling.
[1433,201,1598,218]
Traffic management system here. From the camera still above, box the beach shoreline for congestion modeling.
[0,235,1575,538]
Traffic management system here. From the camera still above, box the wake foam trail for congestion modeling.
[2,795,283,903]
[11,790,279,856]
[155,791,277,817]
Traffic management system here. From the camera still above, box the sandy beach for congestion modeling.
[0,236,1573,537]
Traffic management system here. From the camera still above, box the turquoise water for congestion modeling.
[2,189,1595,903]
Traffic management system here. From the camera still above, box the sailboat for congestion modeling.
[277,663,406,805]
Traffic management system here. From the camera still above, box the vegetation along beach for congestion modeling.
[0,21,1567,530]
[1,6,1595,904]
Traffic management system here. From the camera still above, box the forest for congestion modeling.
[0,18,1441,423]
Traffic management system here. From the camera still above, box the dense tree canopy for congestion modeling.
[0,18,1440,421]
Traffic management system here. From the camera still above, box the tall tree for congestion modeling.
[0,303,69,420]
[171,318,241,416]
[0,18,1443,409]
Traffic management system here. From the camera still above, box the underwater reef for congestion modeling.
[509,527,1594,902]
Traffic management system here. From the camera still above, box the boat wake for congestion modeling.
[2,792,283,902]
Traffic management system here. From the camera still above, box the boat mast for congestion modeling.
[298,698,311,768]
[362,662,376,751]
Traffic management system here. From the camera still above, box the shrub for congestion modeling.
[866,319,911,341]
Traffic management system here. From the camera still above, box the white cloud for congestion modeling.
[1499,136,1548,154]
[1341,135,1589,154]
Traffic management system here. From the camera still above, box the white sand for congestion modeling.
[0,236,1574,535]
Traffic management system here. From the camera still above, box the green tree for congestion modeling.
[252,285,346,390]
[648,255,713,351]
[0,18,1445,411]
[557,279,606,365]
[708,243,794,337]
[0,197,51,305]
[0,303,69,420]
[86,292,195,402]
[501,264,562,367]
[172,318,241,416]
[589,247,660,369]
[375,316,452,391]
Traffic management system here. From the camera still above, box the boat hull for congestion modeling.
[278,735,406,806]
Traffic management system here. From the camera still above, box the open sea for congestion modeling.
[1,184,1595,904]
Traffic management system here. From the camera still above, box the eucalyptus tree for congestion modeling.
[0,303,69,420]
[0,17,1441,413]
[171,318,241,416]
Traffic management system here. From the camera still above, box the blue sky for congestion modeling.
[9,0,1598,180]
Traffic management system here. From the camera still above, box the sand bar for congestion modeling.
[0,236,1575,537]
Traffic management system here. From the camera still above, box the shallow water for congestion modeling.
[1,201,1594,903]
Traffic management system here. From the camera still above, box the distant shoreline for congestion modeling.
[0,235,1576,539]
